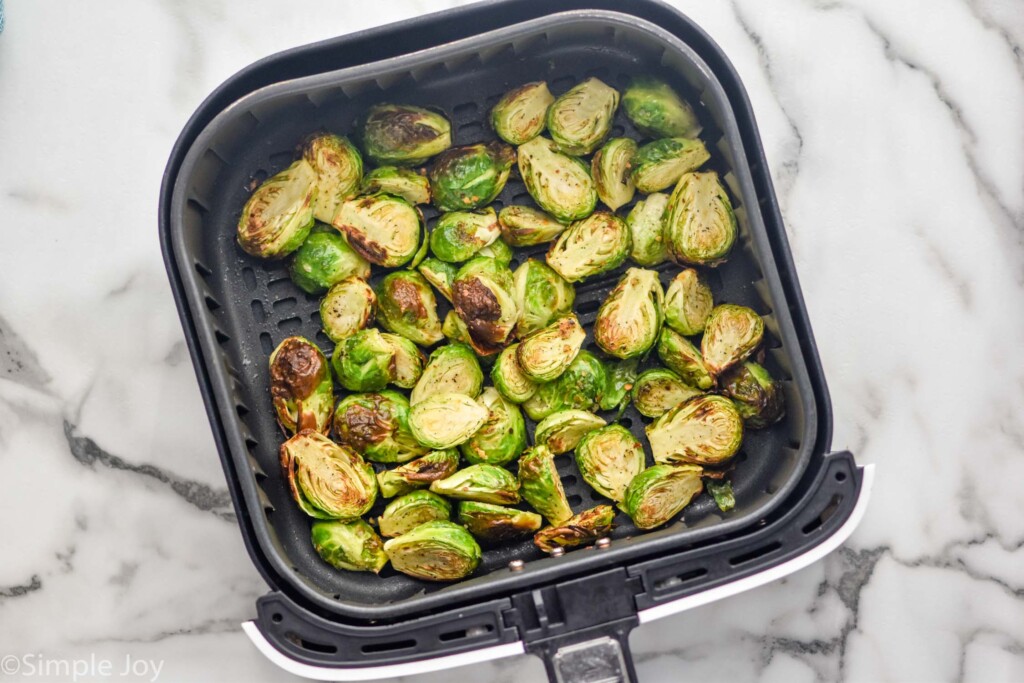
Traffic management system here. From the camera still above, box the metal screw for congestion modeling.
[596,537,611,549]
[550,547,566,557]
[508,559,525,572]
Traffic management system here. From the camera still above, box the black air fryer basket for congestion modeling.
[159,2,872,680]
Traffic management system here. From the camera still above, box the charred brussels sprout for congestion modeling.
[720,361,785,429]
[334,391,427,463]
[592,138,637,211]
[546,212,631,283]
[409,393,489,449]
[381,333,425,389]
[269,337,334,434]
[665,172,736,266]
[430,464,521,504]
[622,77,701,139]
[452,256,519,352]
[701,304,764,376]
[517,136,597,223]
[417,257,457,303]
[594,268,664,359]
[534,505,615,553]
[319,277,376,343]
[333,194,422,268]
[498,205,567,247]
[458,501,543,544]
[513,259,575,338]
[411,343,484,405]
[375,271,443,347]
[360,166,431,205]
[311,519,387,573]
[646,395,744,466]
[518,445,573,525]
[632,138,710,194]
[600,359,639,413]
[331,328,395,392]
[621,464,704,530]
[361,104,452,166]
[460,388,527,466]
[546,77,620,155]
[237,159,317,259]
[657,328,714,390]
[664,268,713,336]
[477,238,513,267]
[626,192,670,267]
[491,81,555,145]
[379,490,452,537]
[280,431,377,519]
[429,142,515,212]
[377,449,460,498]
[429,208,501,263]
[523,350,607,421]
[304,134,363,223]
[517,314,586,383]
[706,478,736,512]
[289,226,371,294]
[384,520,481,581]
[534,410,607,455]
[575,424,646,502]
[490,344,539,404]
[632,368,702,419]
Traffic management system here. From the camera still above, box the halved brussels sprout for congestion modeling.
[381,333,425,389]
[452,256,519,352]
[331,328,395,392]
[665,172,736,266]
[546,77,620,155]
[599,359,639,413]
[622,77,701,139]
[534,410,607,455]
[664,268,713,336]
[333,193,422,268]
[237,159,317,259]
[546,211,630,283]
[377,449,460,498]
[720,361,785,429]
[379,490,452,538]
[632,138,710,194]
[289,226,371,294]
[656,327,714,390]
[513,259,576,338]
[460,388,527,466]
[517,314,586,383]
[477,238,513,267]
[410,343,484,405]
[490,343,539,404]
[517,136,597,223]
[334,390,428,463]
[592,138,637,211]
[417,257,457,303]
[626,192,671,267]
[429,208,501,263]
[575,424,646,502]
[441,309,483,353]
[621,464,704,530]
[458,501,543,544]
[311,519,387,573]
[280,431,377,519]
[360,166,431,205]
[361,104,452,166]
[375,271,443,347]
[518,445,573,525]
[491,81,555,145]
[523,350,607,421]
[534,505,615,553]
[594,268,664,359]
[430,463,521,504]
[706,478,736,512]
[646,395,743,465]
[269,336,334,434]
[429,142,516,212]
[701,304,764,376]
[409,392,489,449]
[384,520,481,581]
[632,368,702,419]
[319,277,376,343]
[498,205,567,247]
[304,134,363,223]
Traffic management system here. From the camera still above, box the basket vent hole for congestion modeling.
[551,75,575,92]
[577,299,601,314]
[653,567,707,592]
[251,300,267,323]
[611,124,625,137]
[620,417,633,430]
[271,613,283,624]
[267,279,296,297]
[259,333,274,355]
[235,404,249,419]
[278,316,304,334]
[453,102,479,117]
[241,267,257,291]
[186,198,209,216]
[835,471,847,482]
[802,494,842,535]
[361,638,416,654]
[299,638,338,655]
[590,490,605,501]
[214,329,230,345]
[562,475,578,488]
[728,541,781,567]
[272,297,298,315]
[204,296,221,312]
[458,120,484,139]
[567,494,583,506]
[194,261,213,278]
[439,624,494,642]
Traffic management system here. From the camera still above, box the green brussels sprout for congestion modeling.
[517,136,597,223]
[409,392,489,449]
[512,259,575,338]
[377,449,460,498]
[646,395,744,466]
[319,277,376,343]
[289,226,371,294]
[491,81,555,145]
[269,336,334,435]
[331,328,396,392]
[429,142,516,212]
[594,268,664,359]
[383,520,481,581]
[592,137,637,211]
[517,314,586,383]
[720,361,785,429]
[280,431,377,519]
[333,390,428,463]
[410,344,483,407]
[452,256,519,352]
[360,104,452,166]
[534,410,607,455]
[546,211,631,283]
[333,193,422,268]
[237,159,317,259]
[304,134,363,223]
[518,445,573,525]
[631,138,710,194]
[664,268,713,336]
[706,478,736,512]
[534,505,615,553]
[374,271,443,347]
[632,368,702,419]
[380,333,425,389]
[575,424,646,502]
[460,388,527,466]
[311,519,387,573]
[441,309,478,350]
[360,166,431,205]
[490,344,539,404]
[429,208,501,263]
[701,304,764,376]
[622,76,701,139]
[379,490,452,538]
[665,172,736,266]
[546,77,620,155]
[417,257,457,303]
[477,237,513,267]
[458,501,543,544]
[656,328,714,390]
[523,350,607,421]
[621,464,704,529]
[626,192,671,267]
[599,359,639,413]
[498,205,567,247]
[430,463,521,504]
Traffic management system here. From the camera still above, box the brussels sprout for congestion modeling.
[379,490,452,537]
[626,193,671,267]
[594,268,664,359]
[517,136,597,223]
[417,257,457,303]
[622,76,701,139]
[361,104,452,166]
[546,212,631,283]
[381,333,425,389]
[289,226,371,294]
[512,259,575,338]
[319,277,376,343]
[498,205,567,247]
[575,424,646,502]
[269,336,334,435]
[522,350,607,421]
[429,208,501,263]
[409,392,489,449]
[518,445,573,525]
[701,304,764,376]
[383,520,481,581]
[429,142,516,212]
[333,390,427,463]
[491,81,555,145]
[664,268,713,336]
[458,501,543,544]
[374,271,443,347]
[237,159,317,259]
[490,344,539,404]
[311,519,387,573]
[720,361,785,429]
[534,410,607,455]
[331,328,396,392]
[656,328,714,390]
[360,166,431,205]
[441,309,476,348]
[646,395,744,466]
[452,256,519,352]
[280,431,377,519]
[477,237,513,267]
[632,138,710,194]
[377,449,460,498]
[534,505,615,553]
[546,77,620,155]
[599,359,639,413]
[517,314,586,383]
[706,478,736,512]
[460,388,527,466]
[430,463,521,504]
[333,193,422,268]
[304,134,363,223]
[621,464,704,530]
[592,138,637,211]
[632,368,702,419]
[410,344,483,405]
[665,172,736,266]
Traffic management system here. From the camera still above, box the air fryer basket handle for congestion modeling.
[532,626,638,683]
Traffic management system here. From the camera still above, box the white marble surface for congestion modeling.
[1,0,1022,681]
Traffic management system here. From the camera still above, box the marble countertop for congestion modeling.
[1,0,1022,681]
